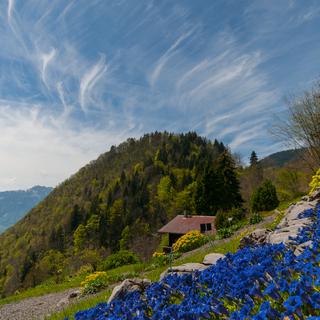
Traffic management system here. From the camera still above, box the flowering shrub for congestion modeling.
[151,251,169,266]
[70,206,320,319]
[80,271,108,295]
[172,230,206,253]
[309,168,320,194]
[152,251,165,258]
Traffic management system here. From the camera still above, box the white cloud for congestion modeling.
[79,54,108,111]
[149,30,194,87]
[40,47,56,87]
[0,103,136,191]
[7,0,14,24]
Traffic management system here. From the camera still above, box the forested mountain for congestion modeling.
[0,186,52,234]
[0,132,242,296]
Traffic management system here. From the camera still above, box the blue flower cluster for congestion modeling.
[71,207,320,319]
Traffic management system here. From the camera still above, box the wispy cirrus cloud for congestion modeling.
[149,29,195,87]
[40,47,56,88]
[79,54,108,111]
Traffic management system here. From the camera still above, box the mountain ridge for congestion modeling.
[0,186,53,234]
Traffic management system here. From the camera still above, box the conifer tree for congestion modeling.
[250,151,258,166]
[215,151,243,210]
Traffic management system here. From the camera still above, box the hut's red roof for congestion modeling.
[158,215,215,234]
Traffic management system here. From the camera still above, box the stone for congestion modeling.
[160,263,208,281]
[239,228,270,249]
[108,278,151,303]
[202,253,225,265]
[68,290,81,299]
[273,225,304,235]
[285,202,315,221]
[294,240,312,256]
[267,232,295,245]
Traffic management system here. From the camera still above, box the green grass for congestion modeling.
[0,264,145,307]
[47,289,112,320]
[0,274,87,306]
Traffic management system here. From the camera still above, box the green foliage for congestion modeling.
[215,207,245,230]
[249,151,258,166]
[195,151,243,214]
[217,228,233,239]
[249,212,263,225]
[157,176,174,203]
[309,168,320,194]
[73,225,86,254]
[100,250,140,271]
[250,180,279,212]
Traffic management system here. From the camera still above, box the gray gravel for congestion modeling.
[0,288,80,320]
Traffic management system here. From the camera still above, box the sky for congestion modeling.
[0,0,319,191]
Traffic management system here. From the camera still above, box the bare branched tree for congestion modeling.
[272,83,320,171]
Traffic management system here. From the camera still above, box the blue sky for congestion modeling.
[0,0,319,190]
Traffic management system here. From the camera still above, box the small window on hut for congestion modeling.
[206,223,212,231]
[200,223,206,233]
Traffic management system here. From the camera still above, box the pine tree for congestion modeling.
[215,151,243,210]
[250,151,258,166]
[194,164,224,214]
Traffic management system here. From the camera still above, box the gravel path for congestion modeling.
[0,288,80,320]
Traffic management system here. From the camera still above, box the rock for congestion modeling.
[301,195,310,202]
[68,290,81,299]
[285,201,315,221]
[239,228,270,249]
[273,224,304,235]
[160,262,208,281]
[202,253,225,265]
[108,278,151,303]
[294,240,312,256]
[267,232,295,245]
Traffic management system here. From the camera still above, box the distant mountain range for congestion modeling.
[0,186,53,234]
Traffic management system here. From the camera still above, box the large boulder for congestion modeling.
[267,231,296,245]
[160,263,208,281]
[202,253,225,265]
[108,278,151,303]
[239,228,270,249]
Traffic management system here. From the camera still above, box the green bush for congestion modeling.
[249,213,263,225]
[250,180,279,212]
[217,228,233,239]
[100,250,140,270]
[215,207,245,230]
